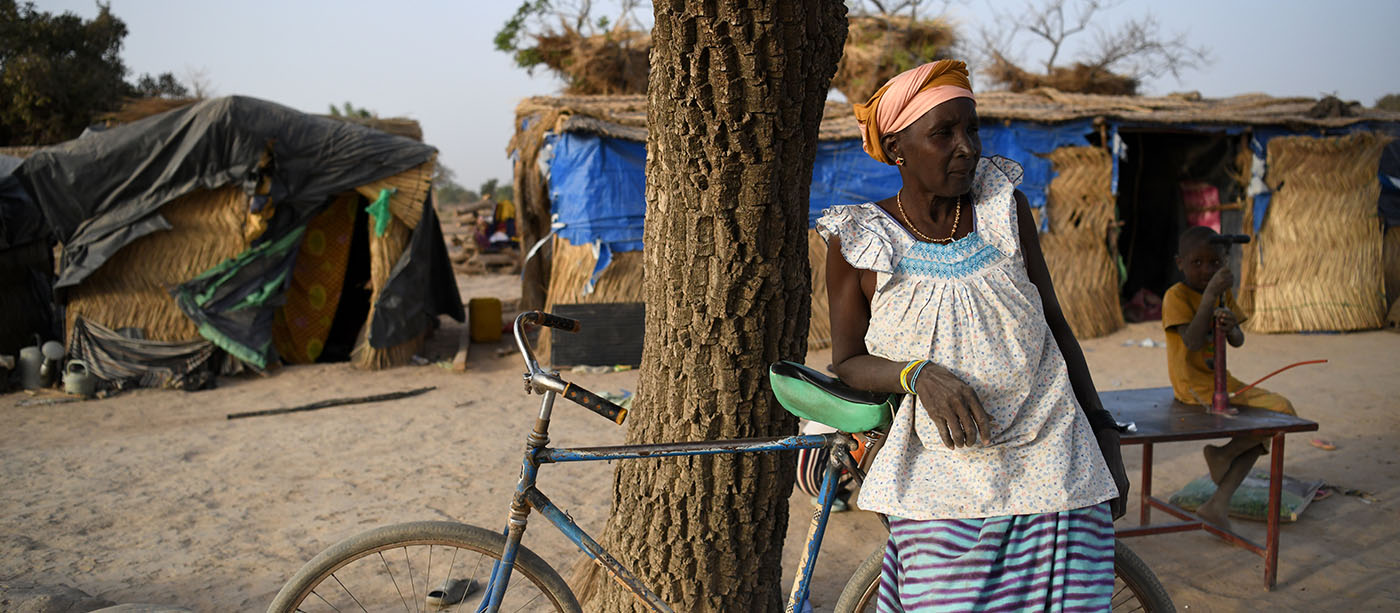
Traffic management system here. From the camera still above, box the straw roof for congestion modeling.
[516,90,1400,145]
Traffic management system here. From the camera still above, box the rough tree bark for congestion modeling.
[574,1,847,611]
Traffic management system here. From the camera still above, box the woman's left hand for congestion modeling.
[1095,428,1130,519]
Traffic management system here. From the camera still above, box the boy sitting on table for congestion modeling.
[1163,226,1296,529]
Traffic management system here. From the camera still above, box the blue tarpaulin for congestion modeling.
[544,119,1099,255]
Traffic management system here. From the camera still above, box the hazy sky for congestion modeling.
[33,1,1400,190]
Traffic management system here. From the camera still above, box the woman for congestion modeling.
[817,60,1130,611]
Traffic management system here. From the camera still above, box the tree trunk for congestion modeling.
[576,2,846,611]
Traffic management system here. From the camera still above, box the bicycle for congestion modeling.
[269,311,1175,612]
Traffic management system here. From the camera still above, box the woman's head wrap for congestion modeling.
[853,60,975,165]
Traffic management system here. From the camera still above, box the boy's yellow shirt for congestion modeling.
[1162,282,1247,405]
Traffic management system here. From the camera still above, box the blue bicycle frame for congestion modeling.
[478,313,862,613]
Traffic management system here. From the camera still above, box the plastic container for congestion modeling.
[468,297,503,343]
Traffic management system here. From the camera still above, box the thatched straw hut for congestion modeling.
[16,96,463,389]
[511,90,1400,362]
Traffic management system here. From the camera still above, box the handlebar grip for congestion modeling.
[531,311,582,333]
[563,383,628,425]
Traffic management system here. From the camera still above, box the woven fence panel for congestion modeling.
[1248,132,1391,332]
[355,157,435,230]
[806,230,832,351]
[1041,146,1123,339]
[1385,225,1400,310]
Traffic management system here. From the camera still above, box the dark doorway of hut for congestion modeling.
[318,197,373,362]
[270,193,375,365]
[1114,130,1249,323]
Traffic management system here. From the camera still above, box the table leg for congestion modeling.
[1140,443,1153,526]
[1265,432,1284,589]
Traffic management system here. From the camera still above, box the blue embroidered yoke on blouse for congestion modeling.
[895,231,1005,279]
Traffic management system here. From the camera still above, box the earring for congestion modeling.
[895,156,905,166]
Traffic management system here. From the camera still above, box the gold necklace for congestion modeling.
[897,191,962,243]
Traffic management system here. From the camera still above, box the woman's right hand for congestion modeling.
[914,364,992,449]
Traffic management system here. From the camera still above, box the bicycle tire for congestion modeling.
[267,521,581,613]
[833,539,1174,612]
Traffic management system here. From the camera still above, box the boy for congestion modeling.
[1162,226,1296,529]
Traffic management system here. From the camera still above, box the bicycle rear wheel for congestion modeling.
[268,521,580,613]
[833,538,1174,612]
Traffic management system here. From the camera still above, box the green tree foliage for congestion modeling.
[326,101,375,118]
[132,71,189,98]
[494,0,552,69]
[432,163,474,205]
[1377,94,1400,113]
[0,0,134,144]
[478,178,500,199]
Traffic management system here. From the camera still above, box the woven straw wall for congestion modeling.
[538,236,646,363]
[807,231,832,351]
[1246,132,1391,332]
[1040,146,1124,339]
[351,159,435,369]
[1385,225,1400,309]
[1386,226,1400,330]
[65,186,249,342]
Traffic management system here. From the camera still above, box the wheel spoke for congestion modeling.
[510,588,546,612]
[403,548,420,613]
[309,585,345,612]
[377,550,413,612]
[330,573,368,612]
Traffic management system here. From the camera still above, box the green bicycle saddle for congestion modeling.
[769,361,896,433]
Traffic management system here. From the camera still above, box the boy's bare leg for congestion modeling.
[1197,446,1265,531]
[1203,437,1261,483]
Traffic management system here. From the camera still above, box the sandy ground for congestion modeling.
[2,272,1397,612]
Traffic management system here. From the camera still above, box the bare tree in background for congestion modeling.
[849,0,958,24]
[981,0,1210,95]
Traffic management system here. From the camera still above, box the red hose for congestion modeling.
[1232,360,1328,396]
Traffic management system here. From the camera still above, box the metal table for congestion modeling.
[1101,387,1318,589]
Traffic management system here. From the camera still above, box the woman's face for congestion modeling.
[886,98,981,197]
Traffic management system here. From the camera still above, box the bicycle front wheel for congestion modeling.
[833,539,1174,612]
[268,521,581,613]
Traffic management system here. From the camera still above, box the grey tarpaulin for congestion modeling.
[369,194,465,348]
[16,96,438,288]
[0,154,60,357]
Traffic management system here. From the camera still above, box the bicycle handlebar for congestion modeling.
[563,382,629,425]
[513,311,629,426]
[529,311,582,333]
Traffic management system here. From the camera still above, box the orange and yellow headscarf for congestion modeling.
[854,60,975,165]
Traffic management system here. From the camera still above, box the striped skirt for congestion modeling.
[878,503,1114,612]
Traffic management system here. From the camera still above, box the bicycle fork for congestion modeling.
[481,391,556,613]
